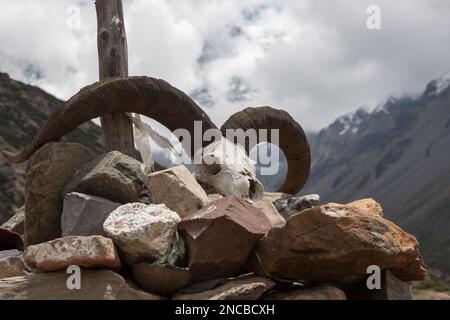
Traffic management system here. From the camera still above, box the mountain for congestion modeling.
[0,72,104,223]
[301,74,450,274]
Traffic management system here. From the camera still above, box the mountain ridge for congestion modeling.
[301,75,450,274]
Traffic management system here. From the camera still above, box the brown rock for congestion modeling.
[24,235,121,272]
[178,197,272,281]
[147,165,208,217]
[252,200,427,285]
[64,151,152,204]
[132,263,190,296]
[346,270,412,300]
[347,198,384,217]
[254,199,286,229]
[173,274,275,300]
[0,228,24,251]
[25,142,96,245]
[0,269,163,300]
[266,285,347,300]
[0,250,31,279]
[1,206,25,234]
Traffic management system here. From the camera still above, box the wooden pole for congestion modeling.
[95,0,135,157]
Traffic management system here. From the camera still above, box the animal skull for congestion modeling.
[194,137,264,202]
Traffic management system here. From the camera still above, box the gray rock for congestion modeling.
[346,270,412,300]
[274,194,320,219]
[103,203,181,265]
[0,250,31,279]
[64,151,152,204]
[61,192,121,237]
[173,274,275,300]
[132,263,191,297]
[0,269,164,300]
[1,206,25,234]
[25,142,96,245]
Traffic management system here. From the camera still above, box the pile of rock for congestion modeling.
[0,143,427,300]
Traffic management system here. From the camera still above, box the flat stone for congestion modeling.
[0,269,163,300]
[64,151,152,204]
[1,206,25,234]
[0,228,24,251]
[0,250,31,279]
[61,192,121,237]
[132,263,191,297]
[178,196,272,282]
[25,142,96,245]
[266,285,347,300]
[254,199,286,229]
[346,270,412,300]
[24,235,121,272]
[274,194,320,219]
[147,165,208,218]
[103,203,181,265]
[250,200,427,285]
[173,274,275,300]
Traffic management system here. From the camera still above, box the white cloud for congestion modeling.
[1,0,450,132]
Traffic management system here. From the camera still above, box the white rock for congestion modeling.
[103,203,181,265]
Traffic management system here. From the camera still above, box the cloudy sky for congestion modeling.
[1,0,450,132]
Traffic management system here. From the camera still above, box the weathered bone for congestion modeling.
[194,137,264,202]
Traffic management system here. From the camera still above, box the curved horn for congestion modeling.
[220,106,311,195]
[2,76,217,163]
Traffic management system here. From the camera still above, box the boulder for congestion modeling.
[132,263,190,297]
[0,269,163,300]
[0,228,24,251]
[178,197,272,281]
[173,274,275,300]
[1,206,25,234]
[251,200,427,285]
[61,192,121,237]
[265,285,347,300]
[24,235,121,272]
[64,151,152,204]
[254,199,286,229]
[274,194,320,219]
[103,203,180,265]
[346,270,412,300]
[146,165,208,218]
[0,250,31,279]
[25,142,96,245]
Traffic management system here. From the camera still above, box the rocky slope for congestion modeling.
[302,75,450,274]
[0,72,104,223]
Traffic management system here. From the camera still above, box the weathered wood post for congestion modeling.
[95,0,135,157]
